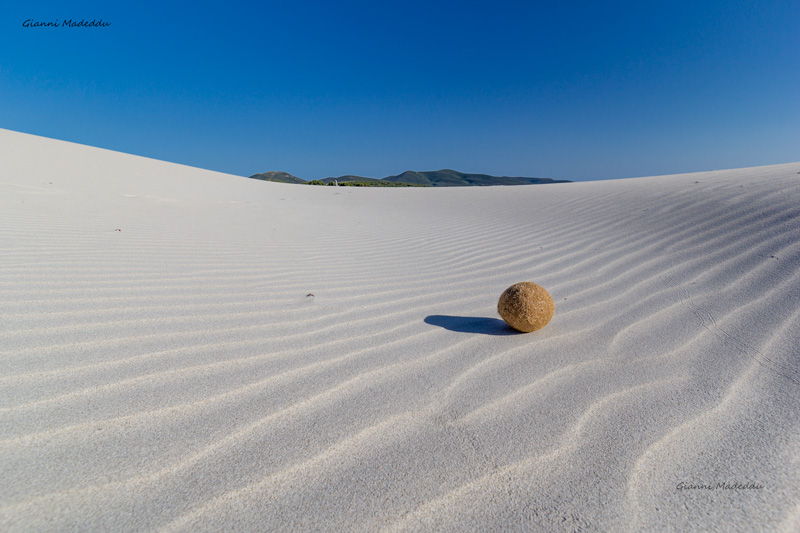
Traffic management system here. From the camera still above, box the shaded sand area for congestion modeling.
[1,128,799,531]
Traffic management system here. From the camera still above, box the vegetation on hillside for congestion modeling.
[249,169,571,187]
[383,169,571,186]
[247,171,306,184]
[307,180,428,187]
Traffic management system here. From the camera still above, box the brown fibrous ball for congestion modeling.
[497,281,555,333]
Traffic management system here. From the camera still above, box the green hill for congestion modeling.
[247,171,306,184]
[382,169,570,187]
[247,169,571,187]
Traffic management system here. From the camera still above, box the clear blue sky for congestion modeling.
[2,0,798,181]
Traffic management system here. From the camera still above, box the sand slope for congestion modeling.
[1,128,799,532]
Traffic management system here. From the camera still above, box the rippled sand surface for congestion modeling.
[2,129,799,532]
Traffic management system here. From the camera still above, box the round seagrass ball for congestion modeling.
[497,281,554,333]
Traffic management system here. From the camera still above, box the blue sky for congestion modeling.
[2,0,798,181]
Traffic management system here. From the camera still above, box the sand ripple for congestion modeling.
[2,130,799,531]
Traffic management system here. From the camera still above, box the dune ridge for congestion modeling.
[1,129,799,531]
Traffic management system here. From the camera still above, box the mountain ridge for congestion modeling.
[248,169,570,186]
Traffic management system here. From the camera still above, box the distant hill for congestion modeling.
[248,171,306,184]
[383,169,570,187]
[247,169,570,187]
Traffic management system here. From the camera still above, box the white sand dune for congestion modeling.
[1,128,799,532]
